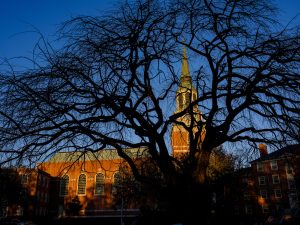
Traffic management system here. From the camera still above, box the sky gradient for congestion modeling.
[0,0,299,60]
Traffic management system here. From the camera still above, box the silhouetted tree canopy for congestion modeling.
[0,0,299,224]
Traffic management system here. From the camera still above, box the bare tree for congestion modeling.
[0,0,299,224]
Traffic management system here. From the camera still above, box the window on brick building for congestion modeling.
[274,189,282,198]
[178,94,183,110]
[95,173,105,195]
[285,163,293,174]
[242,177,252,186]
[59,175,69,196]
[262,204,269,214]
[258,176,266,185]
[272,174,280,184]
[112,172,122,194]
[21,174,29,184]
[257,162,263,172]
[243,192,251,200]
[270,161,278,170]
[78,174,86,195]
[260,190,268,199]
[287,177,296,189]
[245,205,253,215]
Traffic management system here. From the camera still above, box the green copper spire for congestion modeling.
[180,46,192,89]
[175,46,198,112]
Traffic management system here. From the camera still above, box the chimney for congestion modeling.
[258,143,268,157]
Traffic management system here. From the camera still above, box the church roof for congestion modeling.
[44,147,148,163]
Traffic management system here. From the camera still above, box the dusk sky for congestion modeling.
[0,0,299,60]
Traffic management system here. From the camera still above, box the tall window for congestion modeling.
[178,94,183,110]
[60,175,69,196]
[243,192,251,200]
[257,162,263,172]
[78,174,86,195]
[272,174,280,184]
[262,204,269,214]
[287,177,296,189]
[258,176,266,185]
[112,172,122,194]
[185,92,191,106]
[274,189,282,198]
[270,161,278,170]
[285,163,293,174]
[260,190,268,199]
[95,173,105,195]
[21,174,29,184]
[245,205,253,215]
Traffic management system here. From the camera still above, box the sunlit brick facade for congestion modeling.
[38,148,145,217]
[234,144,300,220]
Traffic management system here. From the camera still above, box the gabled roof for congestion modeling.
[44,147,148,163]
[251,144,300,163]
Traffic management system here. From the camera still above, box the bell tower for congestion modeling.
[171,46,202,157]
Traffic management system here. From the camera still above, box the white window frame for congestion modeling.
[272,174,280,184]
[243,192,251,200]
[258,176,266,185]
[285,163,293,174]
[262,204,269,214]
[245,205,253,215]
[287,177,296,189]
[270,160,278,170]
[260,190,268,199]
[274,189,282,198]
[257,162,263,172]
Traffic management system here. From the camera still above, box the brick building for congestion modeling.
[38,148,146,217]
[0,168,51,218]
[233,144,300,221]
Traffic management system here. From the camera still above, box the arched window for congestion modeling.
[95,173,105,195]
[77,174,86,195]
[178,94,183,110]
[185,92,191,106]
[112,172,122,194]
[59,175,69,196]
[192,93,197,101]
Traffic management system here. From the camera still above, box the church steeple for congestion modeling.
[171,46,205,157]
[175,46,197,113]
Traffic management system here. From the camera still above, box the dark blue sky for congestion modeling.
[0,0,299,60]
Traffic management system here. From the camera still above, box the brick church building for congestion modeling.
[37,46,198,217]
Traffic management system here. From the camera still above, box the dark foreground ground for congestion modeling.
[35,216,137,225]
[2,210,299,225]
